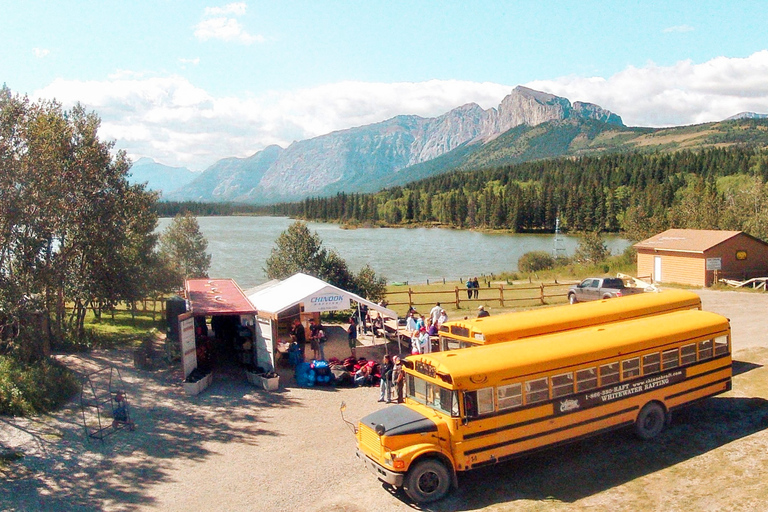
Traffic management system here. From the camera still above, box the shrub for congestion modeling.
[0,356,80,416]
[518,251,556,273]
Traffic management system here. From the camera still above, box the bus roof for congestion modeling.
[440,290,701,345]
[412,309,728,389]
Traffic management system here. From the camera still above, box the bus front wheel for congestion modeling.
[403,459,451,503]
[635,402,666,440]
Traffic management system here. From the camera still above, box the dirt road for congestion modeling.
[1,288,767,511]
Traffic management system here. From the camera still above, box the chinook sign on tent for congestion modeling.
[307,293,348,312]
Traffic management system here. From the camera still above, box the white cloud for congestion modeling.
[33,48,50,58]
[31,51,768,171]
[663,24,695,33]
[204,2,247,17]
[526,50,768,127]
[179,57,200,66]
[195,2,262,44]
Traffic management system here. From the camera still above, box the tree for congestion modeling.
[0,86,160,353]
[354,264,387,302]
[518,251,556,273]
[158,213,212,287]
[265,221,327,279]
[265,221,387,296]
[574,230,609,264]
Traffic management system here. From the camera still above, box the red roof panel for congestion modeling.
[185,279,257,315]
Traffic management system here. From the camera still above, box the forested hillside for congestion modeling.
[266,147,768,242]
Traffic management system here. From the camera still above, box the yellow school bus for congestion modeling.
[439,289,701,351]
[356,309,731,503]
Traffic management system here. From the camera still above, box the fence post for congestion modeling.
[455,286,460,308]
[540,283,545,305]
[499,284,504,307]
[408,288,413,309]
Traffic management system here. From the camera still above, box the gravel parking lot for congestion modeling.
[2,288,767,511]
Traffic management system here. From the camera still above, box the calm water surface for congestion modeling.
[158,216,630,289]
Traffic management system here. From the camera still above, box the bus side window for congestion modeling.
[551,373,574,398]
[680,344,697,365]
[497,383,522,410]
[662,348,679,369]
[525,377,549,404]
[476,388,495,415]
[698,339,713,360]
[642,353,661,375]
[621,358,640,380]
[576,368,597,391]
[599,363,619,386]
[714,336,729,356]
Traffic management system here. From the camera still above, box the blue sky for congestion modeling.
[3,1,768,170]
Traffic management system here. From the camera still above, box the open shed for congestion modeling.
[635,229,768,287]
[245,273,397,370]
[180,278,259,393]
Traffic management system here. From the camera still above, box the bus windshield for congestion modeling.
[407,374,460,417]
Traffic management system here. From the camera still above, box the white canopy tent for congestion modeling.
[245,273,397,369]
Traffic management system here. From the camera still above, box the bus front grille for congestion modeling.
[359,424,382,456]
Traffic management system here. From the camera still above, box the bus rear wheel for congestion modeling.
[403,459,451,503]
[635,402,666,440]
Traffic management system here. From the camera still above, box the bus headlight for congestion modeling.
[384,452,405,470]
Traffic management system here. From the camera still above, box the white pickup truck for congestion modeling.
[567,276,650,304]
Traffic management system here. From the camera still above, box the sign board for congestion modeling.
[706,257,722,271]
[179,312,197,379]
[304,291,350,312]
[255,317,275,371]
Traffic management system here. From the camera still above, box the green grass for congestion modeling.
[0,356,81,416]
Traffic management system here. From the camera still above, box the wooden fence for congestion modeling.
[384,282,575,310]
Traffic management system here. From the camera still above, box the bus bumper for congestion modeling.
[356,448,404,486]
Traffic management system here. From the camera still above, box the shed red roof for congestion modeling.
[185,279,257,315]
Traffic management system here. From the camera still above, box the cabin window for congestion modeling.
[662,348,679,369]
[497,383,523,410]
[599,362,620,386]
[525,377,550,404]
[698,339,713,360]
[551,373,574,398]
[642,353,661,375]
[680,343,697,365]
[622,358,640,380]
[714,336,729,356]
[576,368,597,391]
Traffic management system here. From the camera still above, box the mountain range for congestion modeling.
[131,86,768,204]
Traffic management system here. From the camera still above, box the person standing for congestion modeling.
[392,356,404,403]
[429,302,442,326]
[347,316,357,358]
[436,309,448,329]
[472,277,480,299]
[290,319,307,362]
[378,355,393,403]
[308,318,320,360]
[316,324,327,361]
[466,278,473,299]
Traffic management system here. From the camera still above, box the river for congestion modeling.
[157,216,630,289]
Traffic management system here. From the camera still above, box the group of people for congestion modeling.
[377,354,405,403]
[290,318,328,362]
[405,302,448,354]
[466,277,481,299]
